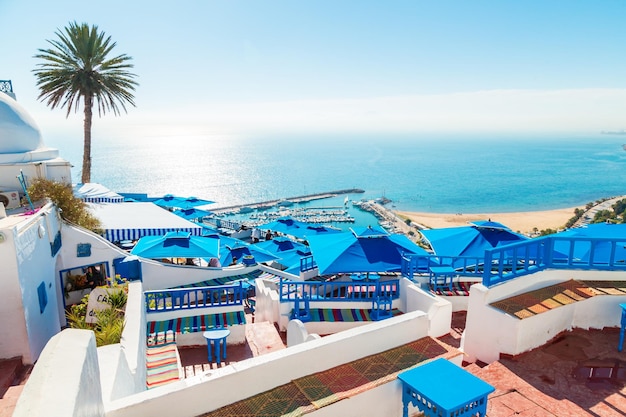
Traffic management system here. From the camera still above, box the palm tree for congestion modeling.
[33,22,138,183]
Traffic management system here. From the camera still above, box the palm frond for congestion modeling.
[33,21,138,117]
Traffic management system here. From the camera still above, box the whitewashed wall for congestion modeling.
[0,204,65,364]
[0,218,29,361]
[139,261,260,291]
[16,212,62,363]
[97,282,148,404]
[13,329,105,417]
[57,223,129,278]
[403,279,452,337]
[254,278,281,325]
[463,269,626,364]
[0,159,71,192]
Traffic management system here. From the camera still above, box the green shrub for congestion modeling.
[27,178,102,232]
[65,283,127,346]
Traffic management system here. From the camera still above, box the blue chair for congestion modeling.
[372,296,392,320]
[292,292,311,322]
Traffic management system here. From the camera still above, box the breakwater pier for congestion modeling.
[211,188,365,214]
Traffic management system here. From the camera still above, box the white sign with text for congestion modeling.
[85,287,112,324]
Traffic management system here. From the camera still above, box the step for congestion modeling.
[0,357,22,399]
[245,321,285,357]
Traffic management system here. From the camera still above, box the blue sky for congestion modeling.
[2,1,626,139]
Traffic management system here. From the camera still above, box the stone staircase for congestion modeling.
[0,357,31,417]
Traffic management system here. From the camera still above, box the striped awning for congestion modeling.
[147,310,246,335]
[87,202,203,242]
[105,227,203,242]
[73,183,125,203]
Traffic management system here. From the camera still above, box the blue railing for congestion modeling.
[402,235,626,288]
[300,255,317,272]
[279,278,400,302]
[483,236,626,287]
[204,217,243,232]
[145,282,245,312]
[401,254,488,279]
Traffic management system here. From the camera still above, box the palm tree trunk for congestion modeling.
[82,95,93,184]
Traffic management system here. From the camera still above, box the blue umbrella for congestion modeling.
[173,208,213,221]
[154,194,214,209]
[214,235,279,266]
[131,231,220,259]
[551,223,626,263]
[254,237,312,273]
[282,249,314,275]
[254,236,309,253]
[307,225,429,274]
[421,221,528,258]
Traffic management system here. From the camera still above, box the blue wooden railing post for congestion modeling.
[483,249,493,287]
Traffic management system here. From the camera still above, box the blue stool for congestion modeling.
[619,303,626,352]
[203,328,231,365]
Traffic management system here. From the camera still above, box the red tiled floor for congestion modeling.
[0,358,30,417]
[458,322,626,417]
[178,318,287,377]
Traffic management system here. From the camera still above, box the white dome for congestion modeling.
[0,92,44,153]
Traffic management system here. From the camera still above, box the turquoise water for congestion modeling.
[48,132,626,216]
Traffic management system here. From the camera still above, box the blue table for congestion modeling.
[428,266,456,292]
[397,358,494,417]
[367,273,380,281]
[619,303,626,352]
[351,273,366,281]
[203,329,231,365]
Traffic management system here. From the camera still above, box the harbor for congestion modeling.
[210,188,365,214]
[205,188,418,237]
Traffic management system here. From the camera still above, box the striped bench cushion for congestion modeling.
[431,281,474,296]
[146,342,180,389]
[307,308,402,322]
[177,270,263,288]
[147,310,246,335]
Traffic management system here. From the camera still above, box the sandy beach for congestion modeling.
[396,207,581,235]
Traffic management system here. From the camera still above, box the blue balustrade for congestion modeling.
[402,235,626,289]
[300,255,317,272]
[145,282,246,312]
[279,278,400,303]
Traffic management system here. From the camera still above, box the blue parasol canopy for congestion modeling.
[420,221,528,259]
[307,226,428,274]
[254,237,312,273]
[213,235,280,266]
[254,236,309,253]
[131,231,220,259]
[282,249,314,275]
[153,194,214,209]
[550,223,626,263]
[173,208,213,221]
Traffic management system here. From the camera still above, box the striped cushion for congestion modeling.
[146,342,180,389]
[307,308,402,322]
[176,270,263,288]
[431,281,474,296]
[147,310,246,335]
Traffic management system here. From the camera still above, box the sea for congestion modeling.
[47,132,626,231]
